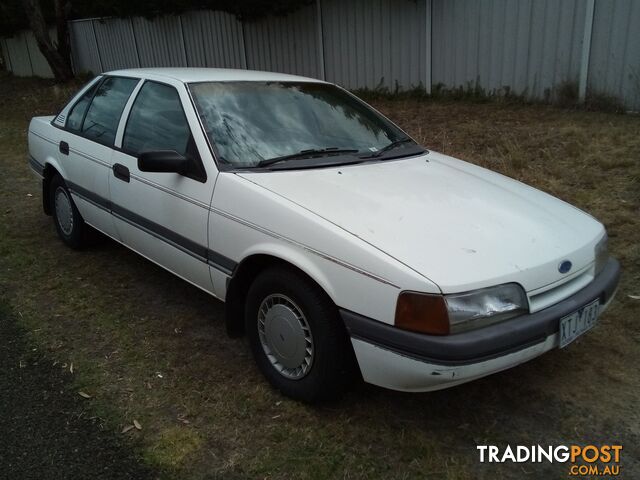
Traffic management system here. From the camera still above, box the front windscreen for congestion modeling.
[189,81,408,168]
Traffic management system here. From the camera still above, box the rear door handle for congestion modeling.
[113,163,130,183]
[59,141,69,155]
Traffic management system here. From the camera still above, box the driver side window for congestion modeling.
[123,81,205,181]
[123,81,191,157]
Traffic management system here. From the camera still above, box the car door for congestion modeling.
[58,76,140,238]
[109,79,217,294]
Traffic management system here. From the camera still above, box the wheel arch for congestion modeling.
[224,251,337,338]
[42,161,64,215]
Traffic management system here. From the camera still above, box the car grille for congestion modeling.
[527,266,595,313]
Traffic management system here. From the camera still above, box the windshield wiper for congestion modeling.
[366,137,416,158]
[257,148,359,167]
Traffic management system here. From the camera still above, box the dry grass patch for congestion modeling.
[145,426,205,468]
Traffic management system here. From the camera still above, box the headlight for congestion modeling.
[445,283,528,333]
[395,283,528,335]
[594,232,608,275]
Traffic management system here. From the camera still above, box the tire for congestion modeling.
[245,266,357,403]
[50,174,89,249]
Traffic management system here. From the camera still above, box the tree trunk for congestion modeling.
[54,0,72,65]
[21,0,73,82]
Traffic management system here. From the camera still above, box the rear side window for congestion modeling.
[123,82,191,156]
[81,77,138,145]
[66,83,98,131]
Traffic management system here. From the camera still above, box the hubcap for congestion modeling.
[54,186,74,236]
[257,294,314,380]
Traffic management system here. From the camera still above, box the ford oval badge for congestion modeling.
[558,260,572,274]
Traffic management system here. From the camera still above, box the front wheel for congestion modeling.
[245,266,357,403]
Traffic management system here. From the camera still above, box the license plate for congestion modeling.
[559,299,600,348]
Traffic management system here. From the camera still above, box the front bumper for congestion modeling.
[342,258,620,392]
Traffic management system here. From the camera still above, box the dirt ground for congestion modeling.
[0,74,638,479]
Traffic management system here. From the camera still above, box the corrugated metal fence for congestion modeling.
[2,0,639,109]
[1,27,57,78]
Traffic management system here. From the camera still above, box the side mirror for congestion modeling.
[138,150,188,174]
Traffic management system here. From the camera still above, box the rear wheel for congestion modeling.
[245,266,357,403]
[50,174,89,249]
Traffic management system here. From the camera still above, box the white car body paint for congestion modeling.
[239,152,604,295]
[27,68,618,394]
[209,172,433,322]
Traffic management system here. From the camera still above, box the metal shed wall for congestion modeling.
[92,18,140,71]
[3,0,639,109]
[25,30,54,78]
[321,0,429,90]
[431,0,587,100]
[69,20,103,75]
[588,0,640,110]
[243,3,321,78]
[4,31,35,77]
[180,10,246,69]
[132,16,188,68]
[2,28,58,78]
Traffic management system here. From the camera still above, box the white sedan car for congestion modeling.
[28,68,620,402]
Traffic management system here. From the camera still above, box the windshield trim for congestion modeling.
[233,149,430,173]
[186,80,420,172]
[184,82,228,171]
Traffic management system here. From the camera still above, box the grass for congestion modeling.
[355,80,627,112]
[1,73,639,479]
[0,303,156,479]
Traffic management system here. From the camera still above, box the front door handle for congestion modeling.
[59,141,69,155]
[113,163,130,183]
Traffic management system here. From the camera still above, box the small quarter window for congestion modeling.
[81,77,138,145]
[66,83,98,131]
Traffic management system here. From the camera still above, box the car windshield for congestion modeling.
[188,81,411,168]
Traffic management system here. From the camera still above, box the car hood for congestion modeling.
[238,152,603,293]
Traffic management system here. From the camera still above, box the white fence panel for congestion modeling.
[588,0,640,110]
[432,0,586,100]
[2,0,639,109]
[181,10,245,68]
[322,0,429,90]
[4,31,35,77]
[25,30,54,78]
[132,16,188,68]
[93,18,140,71]
[70,20,102,75]
[243,3,321,78]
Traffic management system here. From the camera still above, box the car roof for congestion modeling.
[105,67,326,84]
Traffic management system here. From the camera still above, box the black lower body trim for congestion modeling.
[67,181,111,211]
[65,180,236,275]
[28,156,45,176]
[342,258,621,366]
